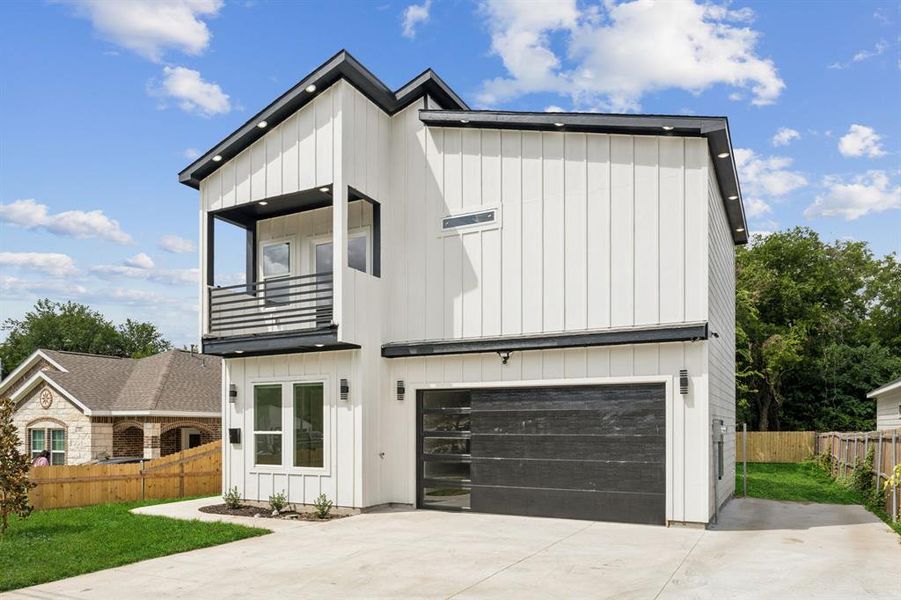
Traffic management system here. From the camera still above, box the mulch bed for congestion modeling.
[200,504,348,521]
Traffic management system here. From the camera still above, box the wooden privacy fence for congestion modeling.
[29,440,222,511]
[816,430,900,522]
[736,431,816,463]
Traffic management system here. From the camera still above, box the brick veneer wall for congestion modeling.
[112,416,221,458]
[113,426,143,457]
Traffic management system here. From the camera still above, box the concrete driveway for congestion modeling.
[7,498,900,599]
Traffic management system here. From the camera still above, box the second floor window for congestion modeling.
[261,240,292,305]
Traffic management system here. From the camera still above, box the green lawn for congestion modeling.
[0,499,269,592]
[736,462,859,504]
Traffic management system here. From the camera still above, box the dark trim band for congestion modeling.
[381,323,709,358]
[202,326,359,358]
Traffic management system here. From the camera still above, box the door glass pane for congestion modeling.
[262,242,291,277]
[254,385,282,432]
[422,487,470,510]
[315,242,333,274]
[422,390,471,410]
[348,235,368,273]
[423,438,470,455]
[254,434,282,465]
[423,413,470,432]
[294,383,324,467]
[423,461,470,482]
[51,429,65,451]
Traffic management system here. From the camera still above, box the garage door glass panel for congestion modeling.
[293,383,324,468]
[423,413,470,432]
[422,487,470,510]
[422,390,470,410]
[423,438,470,456]
[423,461,470,482]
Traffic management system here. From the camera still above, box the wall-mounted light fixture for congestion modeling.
[228,428,241,444]
[228,383,238,403]
[396,380,405,401]
[340,378,349,401]
[497,350,512,365]
[679,370,689,395]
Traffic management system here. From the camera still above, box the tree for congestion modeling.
[0,300,172,377]
[737,228,901,431]
[0,396,34,535]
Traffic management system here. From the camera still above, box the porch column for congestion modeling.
[143,422,161,460]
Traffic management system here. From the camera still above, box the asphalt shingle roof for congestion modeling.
[37,349,220,413]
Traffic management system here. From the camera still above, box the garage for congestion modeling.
[417,384,666,525]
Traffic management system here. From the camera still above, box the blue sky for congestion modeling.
[1,0,898,349]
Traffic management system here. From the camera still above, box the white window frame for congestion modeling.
[258,235,297,309]
[252,383,284,467]
[29,427,66,465]
[248,376,331,475]
[437,207,501,237]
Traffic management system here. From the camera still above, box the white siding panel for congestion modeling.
[586,135,611,329]
[564,133,587,330]
[282,113,300,194]
[500,131,522,335]
[542,132,565,332]
[634,136,659,326]
[659,137,685,323]
[610,136,634,327]
[876,391,901,430]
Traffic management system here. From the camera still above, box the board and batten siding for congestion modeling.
[876,389,901,430]
[706,159,736,516]
[386,119,710,344]
[380,342,711,524]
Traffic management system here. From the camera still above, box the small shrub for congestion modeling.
[223,486,242,509]
[269,490,288,513]
[810,450,834,474]
[849,447,875,495]
[884,464,901,491]
[313,492,333,519]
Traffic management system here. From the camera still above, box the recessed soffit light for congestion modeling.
[259,201,268,206]
[717,152,730,158]
[314,343,325,348]
[662,126,675,131]
[736,228,745,233]
[257,120,268,129]
[728,195,739,200]
[212,155,222,162]
[460,119,469,124]
[554,122,565,127]
[319,187,329,193]
[305,84,316,93]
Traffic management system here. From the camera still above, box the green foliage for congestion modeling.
[0,499,267,592]
[849,447,875,495]
[810,450,834,474]
[0,299,172,377]
[222,486,242,509]
[737,229,901,431]
[0,397,35,536]
[313,492,333,519]
[268,490,288,513]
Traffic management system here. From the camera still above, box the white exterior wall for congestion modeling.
[707,159,736,517]
[385,115,710,343]
[876,389,901,430]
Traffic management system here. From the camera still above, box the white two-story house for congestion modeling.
[180,51,745,527]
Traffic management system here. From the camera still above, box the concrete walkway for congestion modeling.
[6,498,900,599]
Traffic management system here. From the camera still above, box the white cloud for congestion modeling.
[478,0,784,112]
[0,276,88,296]
[745,197,773,218]
[805,170,901,220]
[734,148,807,197]
[402,0,432,38]
[771,127,800,147]
[124,252,155,269]
[91,264,199,286]
[828,40,888,69]
[159,234,196,253]
[183,147,201,159]
[66,0,223,62]
[0,252,78,276]
[838,124,886,158]
[153,66,231,117]
[0,199,133,244]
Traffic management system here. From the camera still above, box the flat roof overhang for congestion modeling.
[202,326,359,358]
[179,50,468,190]
[419,110,748,245]
[210,185,334,228]
[382,323,709,358]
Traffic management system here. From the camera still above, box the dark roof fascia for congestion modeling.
[201,326,360,358]
[381,323,709,358]
[178,50,468,190]
[419,110,749,245]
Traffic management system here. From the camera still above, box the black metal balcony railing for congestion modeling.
[207,272,333,337]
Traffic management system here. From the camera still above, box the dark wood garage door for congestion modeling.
[417,384,665,525]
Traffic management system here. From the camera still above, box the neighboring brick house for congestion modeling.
[0,349,221,464]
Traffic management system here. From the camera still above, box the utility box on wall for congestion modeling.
[228,428,241,444]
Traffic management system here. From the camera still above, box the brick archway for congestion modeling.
[159,420,217,436]
[112,422,144,458]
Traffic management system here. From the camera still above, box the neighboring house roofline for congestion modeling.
[9,371,93,415]
[868,376,901,398]
[178,49,468,189]
[0,348,69,397]
[419,110,747,245]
